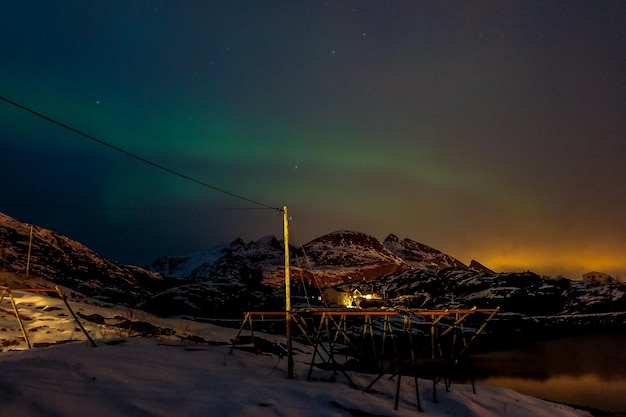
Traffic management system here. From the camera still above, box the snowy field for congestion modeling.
[0,285,593,417]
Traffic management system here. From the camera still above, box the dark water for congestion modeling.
[470,334,626,415]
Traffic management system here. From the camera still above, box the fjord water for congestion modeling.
[471,333,626,414]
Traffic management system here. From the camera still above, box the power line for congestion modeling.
[0,95,281,211]
[0,205,272,211]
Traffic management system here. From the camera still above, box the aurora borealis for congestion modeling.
[1,1,625,279]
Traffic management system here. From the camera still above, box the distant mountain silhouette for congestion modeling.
[469,259,495,274]
[1,212,624,330]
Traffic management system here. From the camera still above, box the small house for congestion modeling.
[582,271,615,283]
[322,285,384,308]
[322,286,353,307]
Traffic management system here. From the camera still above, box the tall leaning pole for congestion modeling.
[283,205,294,379]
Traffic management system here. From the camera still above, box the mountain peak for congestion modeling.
[230,237,246,246]
[383,235,467,269]
[384,233,400,244]
[469,259,495,274]
[307,230,387,252]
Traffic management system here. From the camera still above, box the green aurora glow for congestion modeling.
[2,1,625,278]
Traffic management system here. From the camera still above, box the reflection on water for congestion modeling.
[478,374,626,415]
[470,334,626,414]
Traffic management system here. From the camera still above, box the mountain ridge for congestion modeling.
[1,211,625,335]
[0,212,490,287]
[0,212,164,303]
[149,229,484,286]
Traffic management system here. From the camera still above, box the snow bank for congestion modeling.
[0,287,592,416]
[0,337,591,417]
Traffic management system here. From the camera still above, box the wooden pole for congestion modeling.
[283,205,294,379]
[8,290,31,348]
[55,286,97,347]
[26,224,33,276]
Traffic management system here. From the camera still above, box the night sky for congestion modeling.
[2,1,625,279]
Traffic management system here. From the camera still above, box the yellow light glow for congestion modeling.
[477,247,625,279]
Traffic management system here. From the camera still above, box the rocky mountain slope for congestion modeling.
[370,268,626,316]
[368,268,626,342]
[149,230,474,286]
[383,233,467,269]
[0,212,163,304]
[144,230,626,329]
[2,212,624,336]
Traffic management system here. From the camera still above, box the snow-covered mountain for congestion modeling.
[148,239,248,279]
[2,211,625,336]
[296,230,411,285]
[372,268,626,316]
[144,229,625,330]
[383,233,469,269]
[0,212,162,304]
[149,230,473,287]
[368,268,626,342]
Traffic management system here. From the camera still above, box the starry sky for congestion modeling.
[1,1,625,279]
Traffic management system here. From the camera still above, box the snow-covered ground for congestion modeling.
[0,337,594,417]
[0,286,594,417]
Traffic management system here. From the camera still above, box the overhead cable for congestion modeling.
[0,95,280,211]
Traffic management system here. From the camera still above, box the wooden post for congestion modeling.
[55,286,97,347]
[230,312,253,354]
[8,290,31,348]
[283,205,294,379]
[26,224,33,276]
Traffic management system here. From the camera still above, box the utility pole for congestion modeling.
[26,224,33,276]
[283,205,294,379]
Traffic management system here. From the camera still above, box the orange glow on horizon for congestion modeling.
[465,245,625,280]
